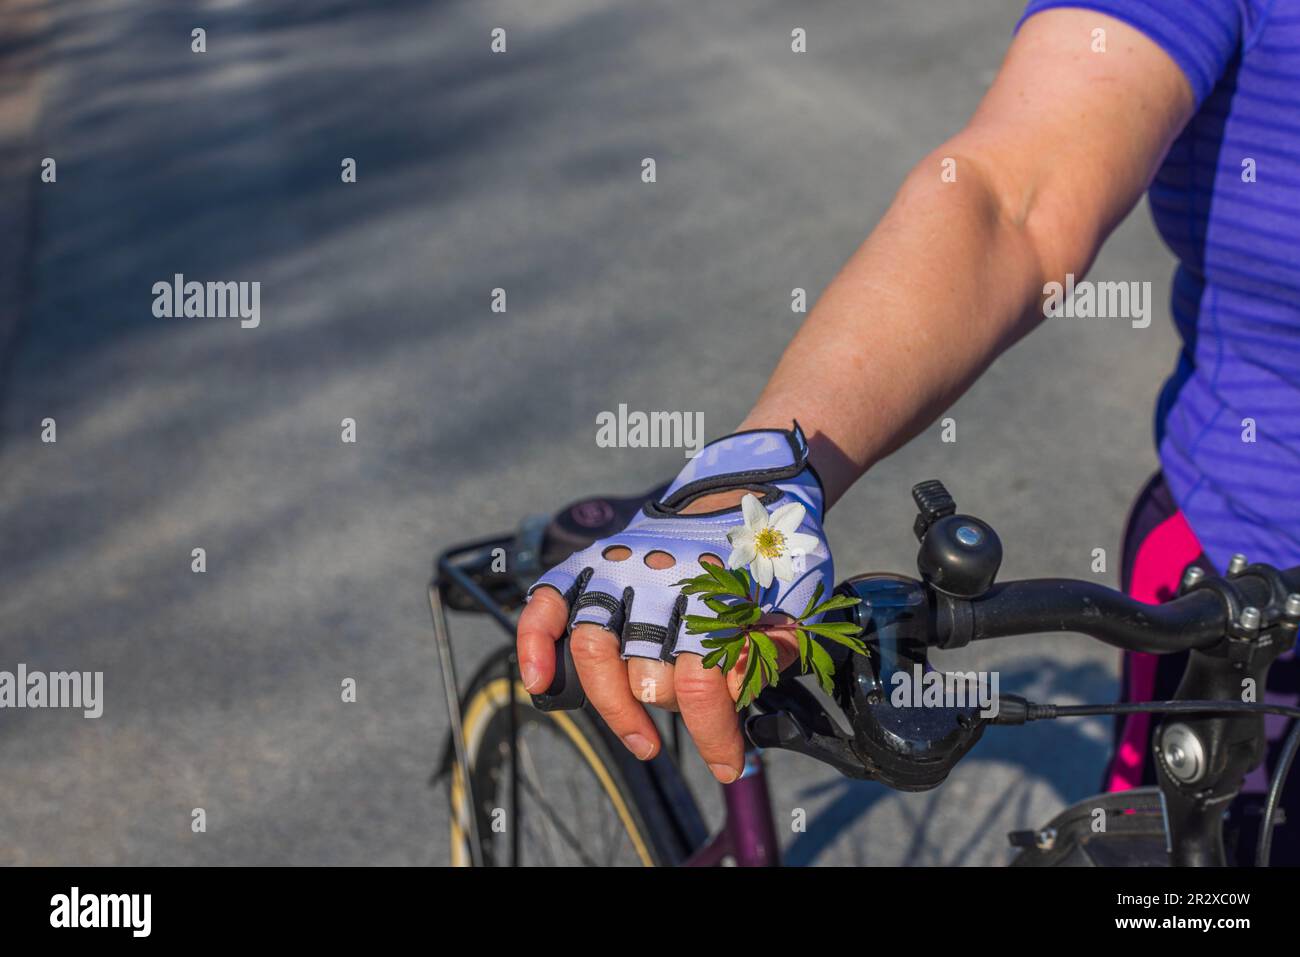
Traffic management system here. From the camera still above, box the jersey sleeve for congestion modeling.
[1016,0,1247,108]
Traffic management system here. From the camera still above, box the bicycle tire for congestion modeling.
[448,647,703,866]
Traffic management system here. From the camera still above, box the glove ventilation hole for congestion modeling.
[601,545,632,562]
[698,552,723,568]
[644,549,675,570]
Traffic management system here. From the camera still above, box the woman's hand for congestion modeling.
[517,426,830,783]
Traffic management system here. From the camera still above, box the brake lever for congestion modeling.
[745,567,993,790]
[745,710,875,779]
[745,678,876,779]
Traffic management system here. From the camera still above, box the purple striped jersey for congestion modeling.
[1019,0,1300,572]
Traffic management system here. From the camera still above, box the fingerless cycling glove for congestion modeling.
[527,423,833,662]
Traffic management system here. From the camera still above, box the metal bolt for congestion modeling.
[1240,606,1262,632]
[1228,553,1248,576]
[856,671,882,703]
[1035,827,1057,851]
[954,524,983,547]
[1162,723,1206,784]
[1181,566,1205,591]
[1285,594,1300,619]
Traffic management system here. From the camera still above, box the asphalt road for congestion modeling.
[0,0,1180,865]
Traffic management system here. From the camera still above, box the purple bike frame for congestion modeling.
[683,750,781,866]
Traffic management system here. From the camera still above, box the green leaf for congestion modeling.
[808,594,863,616]
[736,573,757,600]
[799,582,825,621]
[797,629,811,672]
[685,625,739,639]
[701,648,727,669]
[686,624,741,638]
[672,573,715,590]
[832,635,869,656]
[747,631,781,691]
[704,597,762,621]
[674,572,749,603]
[735,646,762,711]
[748,630,779,671]
[749,659,767,700]
[702,563,748,598]
[717,604,761,626]
[722,640,742,674]
[676,586,715,600]
[699,635,737,649]
[808,639,836,696]
[801,622,869,656]
[683,614,733,630]
[799,620,864,637]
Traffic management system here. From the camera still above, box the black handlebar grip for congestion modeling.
[530,633,587,711]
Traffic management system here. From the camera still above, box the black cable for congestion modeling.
[1033,699,1300,721]
[1257,719,1300,868]
[993,696,1300,724]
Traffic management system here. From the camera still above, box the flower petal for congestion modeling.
[741,493,769,531]
[786,532,820,555]
[727,540,756,569]
[770,502,806,535]
[726,526,754,546]
[771,553,795,583]
[752,554,774,588]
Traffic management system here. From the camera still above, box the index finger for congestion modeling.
[517,585,569,693]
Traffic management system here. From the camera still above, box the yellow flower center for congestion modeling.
[754,527,786,559]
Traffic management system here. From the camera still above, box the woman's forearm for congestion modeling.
[738,147,1050,509]
[738,8,1196,511]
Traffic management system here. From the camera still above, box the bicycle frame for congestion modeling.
[430,536,780,866]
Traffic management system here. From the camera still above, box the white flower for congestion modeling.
[725,494,820,588]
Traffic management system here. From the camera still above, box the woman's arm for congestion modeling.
[520,9,1202,781]
[741,8,1196,507]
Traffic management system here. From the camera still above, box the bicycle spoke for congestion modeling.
[514,767,602,867]
[513,735,576,864]
[469,694,645,867]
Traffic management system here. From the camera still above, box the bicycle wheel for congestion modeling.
[448,647,698,866]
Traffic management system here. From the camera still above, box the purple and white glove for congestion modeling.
[527,423,833,663]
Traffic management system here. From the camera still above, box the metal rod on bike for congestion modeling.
[506,651,521,868]
[438,553,519,636]
[428,581,484,867]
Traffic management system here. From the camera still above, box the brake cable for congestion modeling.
[993,697,1300,723]
[1258,719,1300,867]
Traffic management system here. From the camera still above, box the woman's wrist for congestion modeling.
[679,488,757,515]
[731,411,869,513]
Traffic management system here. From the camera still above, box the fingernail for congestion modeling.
[520,662,540,691]
[709,763,740,783]
[623,733,655,760]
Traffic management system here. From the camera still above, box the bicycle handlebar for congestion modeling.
[531,479,1300,817]
[957,572,1300,654]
